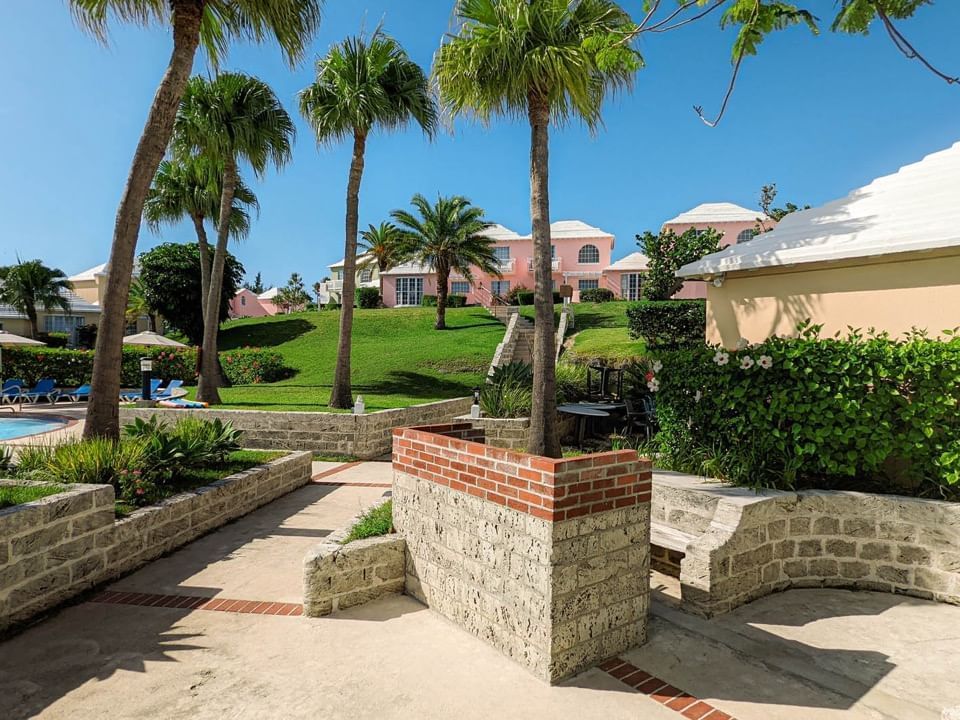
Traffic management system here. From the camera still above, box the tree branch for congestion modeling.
[875,4,958,85]
[647,0,728,33]
[693,43,746,127]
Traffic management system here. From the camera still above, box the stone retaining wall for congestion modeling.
[121,398,473,458]
[303,536,405,616]
[392,423,651,683]
[0,451,311,633]
[452,414,579,452]
[653,473,960,616]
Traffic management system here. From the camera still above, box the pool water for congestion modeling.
[0,416,68,440]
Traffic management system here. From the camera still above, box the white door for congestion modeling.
[395,277,424,306]
[620,273,643,301]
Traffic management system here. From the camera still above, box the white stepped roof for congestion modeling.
[521,220,614,239]
[382,261,433,276]
[605,252,650,272]
[485,224,524,241]
[0,289,101,319]
[665,202,766,226]
[678,141,960,278]
[329,253,374,269]
[258,287,280,300]
[69,261,140,282]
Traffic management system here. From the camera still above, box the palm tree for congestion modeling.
[125,278,157,332]
[434,0,641,457]
[174,72,295,404]
[71,0,323,439]
[358,221,410,298]
[300,30,439,409]
[0,259,73,339]
[391,195,500,331]
[144,155,259,321]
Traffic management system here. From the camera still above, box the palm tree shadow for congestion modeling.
[357,370,476,399]
[219,318,314,350]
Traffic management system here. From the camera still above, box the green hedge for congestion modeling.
[579,288,615,303]
[355,286,381,309]
[513,290,562,306]
[420,294,467,308]
[626,300,705,348]
[2,346,288,387]
[647,325,960,499]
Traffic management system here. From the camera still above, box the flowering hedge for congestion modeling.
[3,346,288,387]
[644,324,960,499]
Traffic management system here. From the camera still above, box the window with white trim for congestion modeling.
[491,280,510,296]
[395,277,423,306]
[578,244,600,264]
[451,281,470,295]
[493,246,510,261]
[578,279,599,291]
[44,316,85,334]
[359,269,372,283]
[736,229,756,243]
[620,273,643,301]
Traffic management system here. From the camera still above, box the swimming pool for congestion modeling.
[0,416,69,440]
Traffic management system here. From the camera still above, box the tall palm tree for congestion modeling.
[358,221,410,298]
[174,72,295,404]
[0,260,73,339]
[391,194,500,331]
[300,30,439,409]
[71,0,323,439]
[434,0,641,456]
[144,155,259,320]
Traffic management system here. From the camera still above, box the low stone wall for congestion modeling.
[393,423,651,683]
[653,473,960,616]
[303,536,405,616]
[121,398,473,458]
[0,452,311,633]
[452,414,579,452]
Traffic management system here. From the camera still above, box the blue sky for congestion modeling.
[1,2,958,288]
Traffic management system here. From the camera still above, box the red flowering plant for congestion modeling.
[116,468,161,506]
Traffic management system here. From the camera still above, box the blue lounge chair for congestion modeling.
[1,379,24,405]
[154,379,184,400]
[65,383,92,402]
[23,379,60,404]
[121,379,162,402]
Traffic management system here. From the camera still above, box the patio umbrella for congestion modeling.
[122,331,188,348]
[0,331,45,401]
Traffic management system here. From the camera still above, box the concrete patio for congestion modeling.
[1,460,958,720]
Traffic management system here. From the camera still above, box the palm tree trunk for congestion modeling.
[527,94,561,458]
[191,213,211,321]
[84,1,203,439]
[28,310,39,340]
[196,157,237,404]
[435,264,449,330]
[329,131,367,409]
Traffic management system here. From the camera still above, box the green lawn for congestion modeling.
[193,306,505,412]
[520,301,647,363]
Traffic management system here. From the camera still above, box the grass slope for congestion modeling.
[520,302,646,363]
[200,306,504,412]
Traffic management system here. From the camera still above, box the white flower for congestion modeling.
[694,390,702,403]
[686,418,693,429]
[652,360,663,373]
[713,350,729,366]
[759,355,773,370]
[647,379,660,392]
[736,337,750,350]
[740,355,755,370]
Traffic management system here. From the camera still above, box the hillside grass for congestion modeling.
[520,301,647,364]
[191,306,504,412]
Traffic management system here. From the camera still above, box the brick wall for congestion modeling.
[392,423,651,683]
[0,452,311,633]
[121,397,472,458]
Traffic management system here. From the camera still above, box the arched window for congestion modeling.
[736,229,756,243]
[360,269,372,283]
[578,244,600,264]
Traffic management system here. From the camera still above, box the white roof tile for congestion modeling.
[665,202,766,225]
[381,261,433,276]
[605,252,650,272]
[678,141,960,278]
[0,289,100,319]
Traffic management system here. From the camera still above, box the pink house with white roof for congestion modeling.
[380,220,619,307]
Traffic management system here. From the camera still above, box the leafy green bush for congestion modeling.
[447,294,467,308]
[626,300,705,349]
[647,324,960,498]
[2,346,196,386]
[579,288,615,303]
[355,286,381,309]
[325,298,341,310]
[342,500,393,543]
[481,361,533,418]
[421,294,437,307]
[39,332,70,348]
[220,348,288,384]
[16,437,150,488]
[513,290,562,306]
[555,361,588,404]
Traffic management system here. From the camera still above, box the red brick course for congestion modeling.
[393,424,651,522]
[599,657,738,720]
[89,590,303,616]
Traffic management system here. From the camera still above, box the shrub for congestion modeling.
[1,346,198,386]
[220,348,288,384]
[626,300,705,349]
[355,286,381,309]
[326,298,341,310]
[421,294,437,307]
[504,285,529,305]
[447,294,467,308]
[555,361,588,404]
[342,500,393,543]
[647,324,960,499]
[513,290,562,306]
[76,324,98,349]
[481,361,533,418]
[579,288,615,303]
[39,332,70,348]
[15,437,150,489]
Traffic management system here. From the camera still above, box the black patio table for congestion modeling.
[557,403,611,445]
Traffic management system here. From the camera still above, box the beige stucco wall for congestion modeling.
[706,252,960,347]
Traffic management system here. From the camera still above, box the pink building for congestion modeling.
[661,203,773,299]
[229,288,280,318]
[380,220,619,307]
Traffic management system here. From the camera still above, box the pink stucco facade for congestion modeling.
[229,289,276,318]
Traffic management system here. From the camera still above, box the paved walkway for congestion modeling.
[1,461,959,720]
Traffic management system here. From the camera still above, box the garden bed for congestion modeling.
[0,482,65,509]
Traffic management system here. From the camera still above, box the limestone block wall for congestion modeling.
[121,398,472,458]
[303,536,405,616]
[452,415,579,452]
[652,474,960,616]
[392,423,651,683]
[0,452,311,633]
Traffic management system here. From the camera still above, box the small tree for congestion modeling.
[754,183,811,234]
[138,243,243,345]
[0,259,73,339]
[312,280,324,305]
[125,278,158,332]
[245,272,265,294]
[639,227,723,300]
[277,273,310,313]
